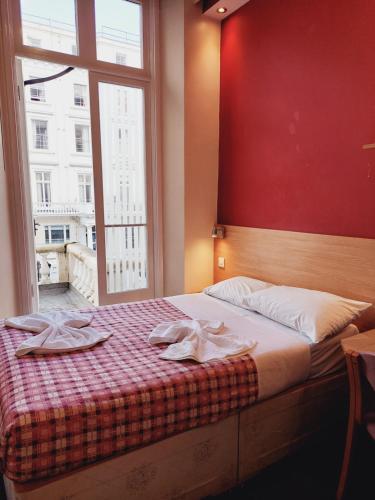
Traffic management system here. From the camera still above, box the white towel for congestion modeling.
[5,311,112,357]
[149,319,256,362]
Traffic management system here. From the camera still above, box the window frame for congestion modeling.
[73,83,87,107]
[78,172,92,203]
[74,123,90,154]
[11,0,151,81]
[29,76,46,102]
[0,0,162,314]
[35,170,51,204]
[32,119,49,150]
[45,224,70,244]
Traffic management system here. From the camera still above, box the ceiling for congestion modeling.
[200,0,250,20]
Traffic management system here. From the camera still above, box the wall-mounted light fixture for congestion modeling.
[211,224,225,239]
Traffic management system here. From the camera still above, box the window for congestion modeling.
[27,36,41,48]
[45,225,70,244]
[36,171,51,204]
[92,226,97,251]
[74,84,87,107]
[95,0,143,69]
[75,124,90,153]
[116,53,127,66]
[21,0,77,55]
[78,173,92,203]
[32,120,48,149]
[30,78,45,102]
[99,82,148,293]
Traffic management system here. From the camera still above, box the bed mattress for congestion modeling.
[308,324,357,378]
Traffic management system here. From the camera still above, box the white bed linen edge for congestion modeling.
[166,293,311,400]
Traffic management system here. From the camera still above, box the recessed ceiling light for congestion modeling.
[217,7,228,14]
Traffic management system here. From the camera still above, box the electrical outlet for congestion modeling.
[218,256,225,269]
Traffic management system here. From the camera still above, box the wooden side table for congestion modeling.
[337,329,375,500]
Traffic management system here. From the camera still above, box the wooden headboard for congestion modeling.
[214,226,375,329]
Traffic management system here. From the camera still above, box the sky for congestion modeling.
[21,0,141,35]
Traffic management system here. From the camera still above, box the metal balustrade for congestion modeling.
[33,202,95,216]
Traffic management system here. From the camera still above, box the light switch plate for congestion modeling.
[218,256,225,269]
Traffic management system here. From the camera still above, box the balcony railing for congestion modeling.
[33,202,95,217]
[36,243,98,305]
[36,239,148,307]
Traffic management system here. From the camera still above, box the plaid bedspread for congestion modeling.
[0,299,258,483]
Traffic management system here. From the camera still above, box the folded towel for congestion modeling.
[149,319,256,362]
[5,311,112,357]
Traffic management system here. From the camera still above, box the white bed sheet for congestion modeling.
[166,293,357,401]
[309,324,358,379]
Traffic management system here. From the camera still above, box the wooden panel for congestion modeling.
[239,372,347,480]
[214,226,375,304]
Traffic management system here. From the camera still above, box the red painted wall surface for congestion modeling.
[218,0,375,238]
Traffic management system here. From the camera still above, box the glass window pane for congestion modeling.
[98,82,146,225]
[105,226,148,293]
[20,0,78,55]
[95,0,142,69]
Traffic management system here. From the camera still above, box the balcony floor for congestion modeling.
[39,283,92,312]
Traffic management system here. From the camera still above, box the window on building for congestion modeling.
[92,226,97,251]
[74,84,87,107]
[30,78,46,102]
[32,120,48,149]
[78,173,92,203]
[36,171,51,204]
[27,36,41,48]
[45,225,70,244]
[115,53,127,66]
[75,124,90,153]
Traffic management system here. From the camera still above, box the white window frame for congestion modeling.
[35,171,51,204]
[78,173,92,203]
[74,83,86,107]
[44,225,70,244]
[115,52,127,66]
[74,124,90,153]
[29,77,46,102]
[27,36,41,48]
[32,119,48,150]
[0,0,162,313]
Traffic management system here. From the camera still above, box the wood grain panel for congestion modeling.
[214,226,375,306]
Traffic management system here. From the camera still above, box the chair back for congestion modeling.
[359,351,375,440]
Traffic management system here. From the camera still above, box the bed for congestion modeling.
[3,226,375,500]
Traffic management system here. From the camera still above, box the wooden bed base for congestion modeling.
[4,372,348,500]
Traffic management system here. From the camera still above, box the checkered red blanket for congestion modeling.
[0,299,258,483]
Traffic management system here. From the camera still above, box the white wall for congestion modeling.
[161,0,221,296]
[0,115,17,316]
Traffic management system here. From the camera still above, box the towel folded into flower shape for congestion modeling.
[149,319,256,363]
[5,311,112,356]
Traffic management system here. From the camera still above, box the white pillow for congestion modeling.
[243,286,372,343]
[203,276,274,309]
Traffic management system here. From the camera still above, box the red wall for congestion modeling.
[218,0,375,238]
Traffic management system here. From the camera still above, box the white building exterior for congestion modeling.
[22,12,145,291]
